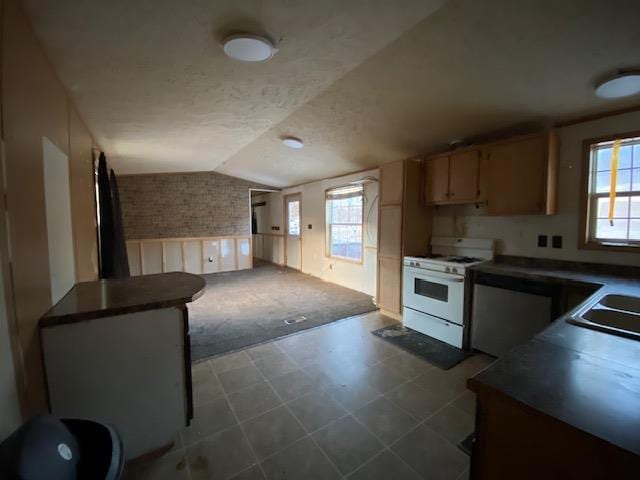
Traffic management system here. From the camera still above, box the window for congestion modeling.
[287,200,300,235]
[326,185,363,262]
[581,133,640,249]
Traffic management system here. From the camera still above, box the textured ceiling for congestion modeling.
[22,0,640,187]
[22,0,444,176]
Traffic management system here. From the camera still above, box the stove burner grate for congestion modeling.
[447,256,483,264]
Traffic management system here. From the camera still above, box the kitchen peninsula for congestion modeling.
[39,272,205,460]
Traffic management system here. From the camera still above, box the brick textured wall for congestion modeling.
[118,172,274,239]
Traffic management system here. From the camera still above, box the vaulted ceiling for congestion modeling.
[22,0,640,187]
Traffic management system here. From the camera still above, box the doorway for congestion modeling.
[284,193,302,270]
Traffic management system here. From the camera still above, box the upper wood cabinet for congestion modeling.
[424,156,450,204]
[486,132,558,215]
[449,150,481,203]
[379,160,405,206]
[422,132,557,215]
[424,149,481,205]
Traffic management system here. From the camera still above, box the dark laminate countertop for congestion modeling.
[468,256,640,456]
[40,272,206,327]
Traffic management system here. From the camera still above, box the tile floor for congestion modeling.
[127,311,494,480]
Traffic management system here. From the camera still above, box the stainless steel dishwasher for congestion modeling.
[470,271,562,357]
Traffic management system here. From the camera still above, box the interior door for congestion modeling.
[285,194,302,270]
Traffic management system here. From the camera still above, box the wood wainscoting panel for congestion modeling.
[183,241,202,274]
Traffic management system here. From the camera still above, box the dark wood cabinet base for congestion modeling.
[471,388,640,479]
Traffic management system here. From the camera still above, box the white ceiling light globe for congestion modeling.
[282,137,304,149]
[222,35,276,62]
[595,72,640,99]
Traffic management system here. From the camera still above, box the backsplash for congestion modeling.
[118,172,273,239]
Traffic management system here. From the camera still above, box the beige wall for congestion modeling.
[432,110,640,266]
[2,0,98,414]
[256,170,379,296]
[118,172,273,240]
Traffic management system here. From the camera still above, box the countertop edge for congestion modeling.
[40,273,206,328]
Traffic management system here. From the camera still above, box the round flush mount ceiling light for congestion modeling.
[222,34,276,62]
[595,71,640,99]
[282,137,304,149]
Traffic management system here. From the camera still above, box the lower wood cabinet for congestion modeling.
[469,386,640,479]
[377,256,402,314]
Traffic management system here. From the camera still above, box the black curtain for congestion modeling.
[110,169,130,278]
[97,152,130,279]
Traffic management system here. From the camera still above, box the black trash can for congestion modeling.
[0,414,124,480]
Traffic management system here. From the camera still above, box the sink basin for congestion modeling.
[599,294,640,314]
[568,294,640,340]
[582,307,640,333]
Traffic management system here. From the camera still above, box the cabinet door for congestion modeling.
[449,150,480,203]
[486,135,549,215]
[380,160,404,206]
[377,257,402,313]
[424,156,450,204]
[378,205,402,258]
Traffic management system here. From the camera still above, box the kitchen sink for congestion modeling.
[568,294,640,340]
[598,294,640,314]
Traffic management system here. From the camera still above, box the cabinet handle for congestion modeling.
[450,191,455,197]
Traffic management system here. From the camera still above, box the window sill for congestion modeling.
[579,240,640,253]
[326,255,364,265]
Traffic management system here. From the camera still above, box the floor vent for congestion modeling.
[284,316,307,325]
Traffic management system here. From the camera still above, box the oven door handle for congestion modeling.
[407,268,465,283]
[428,276,464,284]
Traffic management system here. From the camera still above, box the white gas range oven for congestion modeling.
[402,237,494,349]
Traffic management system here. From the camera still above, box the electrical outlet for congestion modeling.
[308,224,312,229]
[537,234,548,247]
[552,235,563,248]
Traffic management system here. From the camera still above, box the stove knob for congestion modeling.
[452,267,458,274]
[416,262,421,268]
[445,267,451,273]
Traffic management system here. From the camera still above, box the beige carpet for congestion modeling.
[188,262,377,361]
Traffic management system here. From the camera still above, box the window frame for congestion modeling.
[324,185,365,264]
[579,130,640,253]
